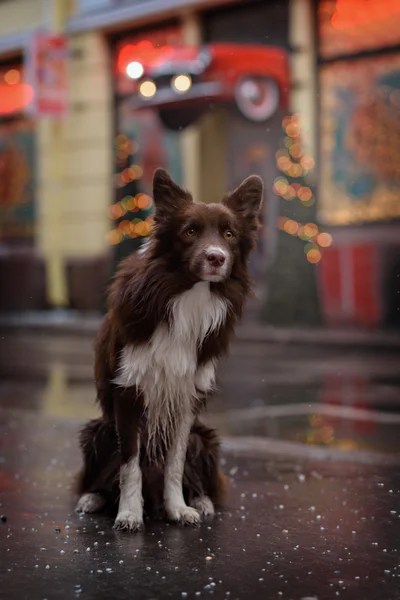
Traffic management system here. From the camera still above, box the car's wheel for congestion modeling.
[234,76,280,122]
[158,107,206,130]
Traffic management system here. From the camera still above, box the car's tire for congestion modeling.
[234,76,280,122]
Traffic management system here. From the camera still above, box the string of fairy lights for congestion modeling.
[107,115,333,265]
[106,134,154,246]
[274,114,333,264]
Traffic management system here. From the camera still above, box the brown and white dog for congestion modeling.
[75,169,263,531]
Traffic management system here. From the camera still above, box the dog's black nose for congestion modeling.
[206,251,226,267]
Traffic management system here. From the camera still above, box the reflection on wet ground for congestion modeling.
[0,330,400,599]
[1,331,400,456]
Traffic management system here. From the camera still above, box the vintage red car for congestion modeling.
[124,43,290,128]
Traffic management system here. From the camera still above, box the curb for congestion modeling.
[222,436,400,466]
[0,311,399,350]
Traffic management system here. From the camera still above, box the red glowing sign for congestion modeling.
[115,26,185,95]
[0,83,35,115]
[117,40,175,74]
[0,71,34,115]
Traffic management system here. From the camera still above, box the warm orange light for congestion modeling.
[284,219,299,235]
[273,177,289,196]
[306,248,322,264]
[301,156,315,170]
[287,163,303,178]
[317,232,333,247]
[108,203,127,219]
[283,186,296,201]
[277,155,292,171]
[286,122,301,138]
[118,220,133,235]
[297,187,312,202]
[303,223,319,239]
[106,229,123,245]
[125,196,136,211]
[136,193,153,210]
[4,69,20,85]
[289,144,303,159]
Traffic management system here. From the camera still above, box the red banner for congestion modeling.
[25,32,69,118]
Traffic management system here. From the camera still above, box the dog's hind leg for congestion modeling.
[183,419,228,517]
[76,492,106,514]
[75,418,119,513]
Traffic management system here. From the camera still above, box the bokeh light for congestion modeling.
[317,232,333,247]
[303,222,319,239]
[172,74,192,93]
[139,80,157,98]
[297,186,313,202]
[4,69,20,85]
[126,61,144,79]
[289,143,303,159]
[300,156,315,170]
[284,219,299,235]
[306,248,322,264]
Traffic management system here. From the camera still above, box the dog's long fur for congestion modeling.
[76,169,263,530]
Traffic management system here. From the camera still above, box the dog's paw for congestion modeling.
[191,496,215,517]
[166,504,201,526]
[75,493,105,514]
[113,510,144,532]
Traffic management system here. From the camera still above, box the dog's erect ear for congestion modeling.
[223,175,263,221]
[153,169,192,220]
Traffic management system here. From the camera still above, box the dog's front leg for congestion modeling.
[164,410,200,525]
[113,386,144,532]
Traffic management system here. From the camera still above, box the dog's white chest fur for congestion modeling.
[114,282,228,445]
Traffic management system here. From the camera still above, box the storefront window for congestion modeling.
[0,65,36,243]
[110,27,185,260]
[319,32,400,225]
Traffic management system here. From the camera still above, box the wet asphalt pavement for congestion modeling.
[0,328,400,599]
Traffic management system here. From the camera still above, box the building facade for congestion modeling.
[0,0,399,327]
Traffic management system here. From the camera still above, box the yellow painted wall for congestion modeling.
[37,31,113,259]
[0,0,44,36]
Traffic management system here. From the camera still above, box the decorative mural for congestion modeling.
[319,52,400,225]
[0,119,36,241]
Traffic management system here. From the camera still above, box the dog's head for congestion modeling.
[150,169,263,283]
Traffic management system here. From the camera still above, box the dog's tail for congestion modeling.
[184,419,228,507]
[75,418,120,504]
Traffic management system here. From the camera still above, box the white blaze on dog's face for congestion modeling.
[152,169,263,283]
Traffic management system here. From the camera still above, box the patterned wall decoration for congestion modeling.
[0,118,36,241]
[319,52,400,225]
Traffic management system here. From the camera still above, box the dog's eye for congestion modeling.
[224,230,234,239]
[185,227,196,237]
